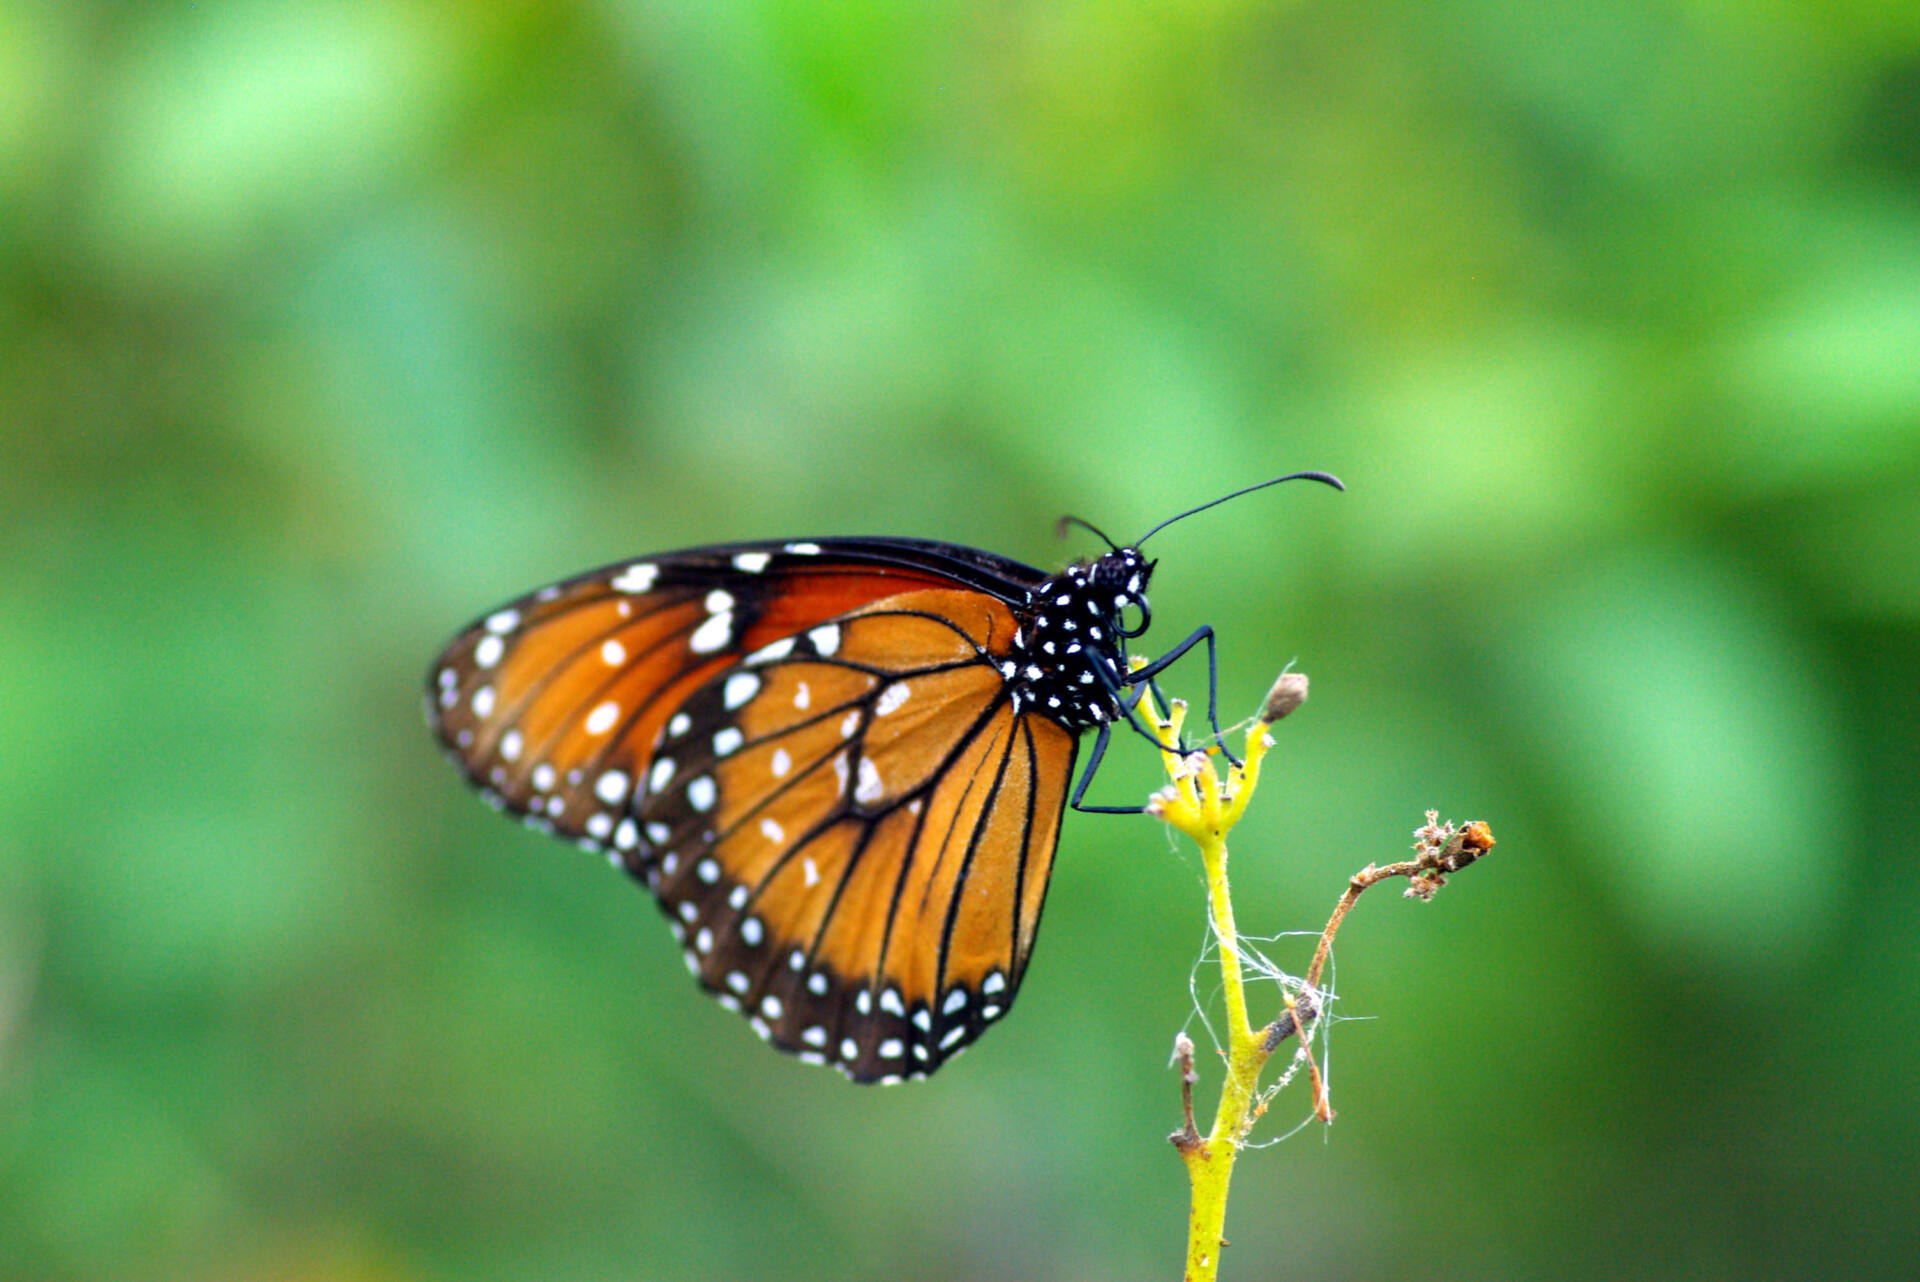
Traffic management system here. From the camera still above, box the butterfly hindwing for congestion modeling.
[635,587,1074,1080]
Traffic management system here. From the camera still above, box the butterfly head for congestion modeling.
[1087,545,1155,637]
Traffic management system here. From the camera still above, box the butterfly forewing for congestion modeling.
[428,544,985,844]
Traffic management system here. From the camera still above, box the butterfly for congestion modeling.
[426,472,1341,1083]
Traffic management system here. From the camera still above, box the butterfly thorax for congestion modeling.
[1006,546,1152,730]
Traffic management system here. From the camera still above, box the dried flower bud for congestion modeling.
[1262,671,1309,722]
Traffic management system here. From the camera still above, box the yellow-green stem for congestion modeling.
[1137,679,1280,1282]
[1183,823,1251,1282]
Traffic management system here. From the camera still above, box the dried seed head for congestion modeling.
[1263,671,1309,722]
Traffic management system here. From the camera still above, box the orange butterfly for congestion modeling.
[427,474,1341,1082]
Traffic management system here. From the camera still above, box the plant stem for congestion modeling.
[1145,677,1497,1282]
[1141,693,1279,1282]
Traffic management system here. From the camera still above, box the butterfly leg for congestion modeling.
[1144,676,1175,722]
[1126,626,1240,766]
[1068,721,1146,815]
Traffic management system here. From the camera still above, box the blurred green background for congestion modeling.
[4,1,1918,1278]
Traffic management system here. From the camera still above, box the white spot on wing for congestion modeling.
[785,542,822,555]
[732,551,771,573]
[470,686,495,717]
[668,712,691,738]
[704,589,734,614]
[687,776,717,812]
[803,856,819,886]
[585,701,620,735]
[746,637,794,664]
[500,730,522,762]
[486,609,521,634]
[689,612,733,653]
[474,634,504,668]
[808,624,840,656]
[761,817,785,842]
[713,727,743,756]
[793,681,810,710]
[855,757,883,804]
[724,672,760,710]
[649,757,675,792]
[594,770,630,804]
[601,639,626,666]
[610,563,657,593]
[770,748,791,778]
[875,682,911,716]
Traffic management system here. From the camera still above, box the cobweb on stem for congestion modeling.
[1179,919,1353,1145]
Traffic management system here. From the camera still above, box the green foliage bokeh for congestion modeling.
[3,2,1917,1279]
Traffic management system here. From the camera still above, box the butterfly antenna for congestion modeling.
[1135,471,1344,546]
[1056,513,1121,552]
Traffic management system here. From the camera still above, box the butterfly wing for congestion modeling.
[428,540,1075,1081]
[428,540,1039,840]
